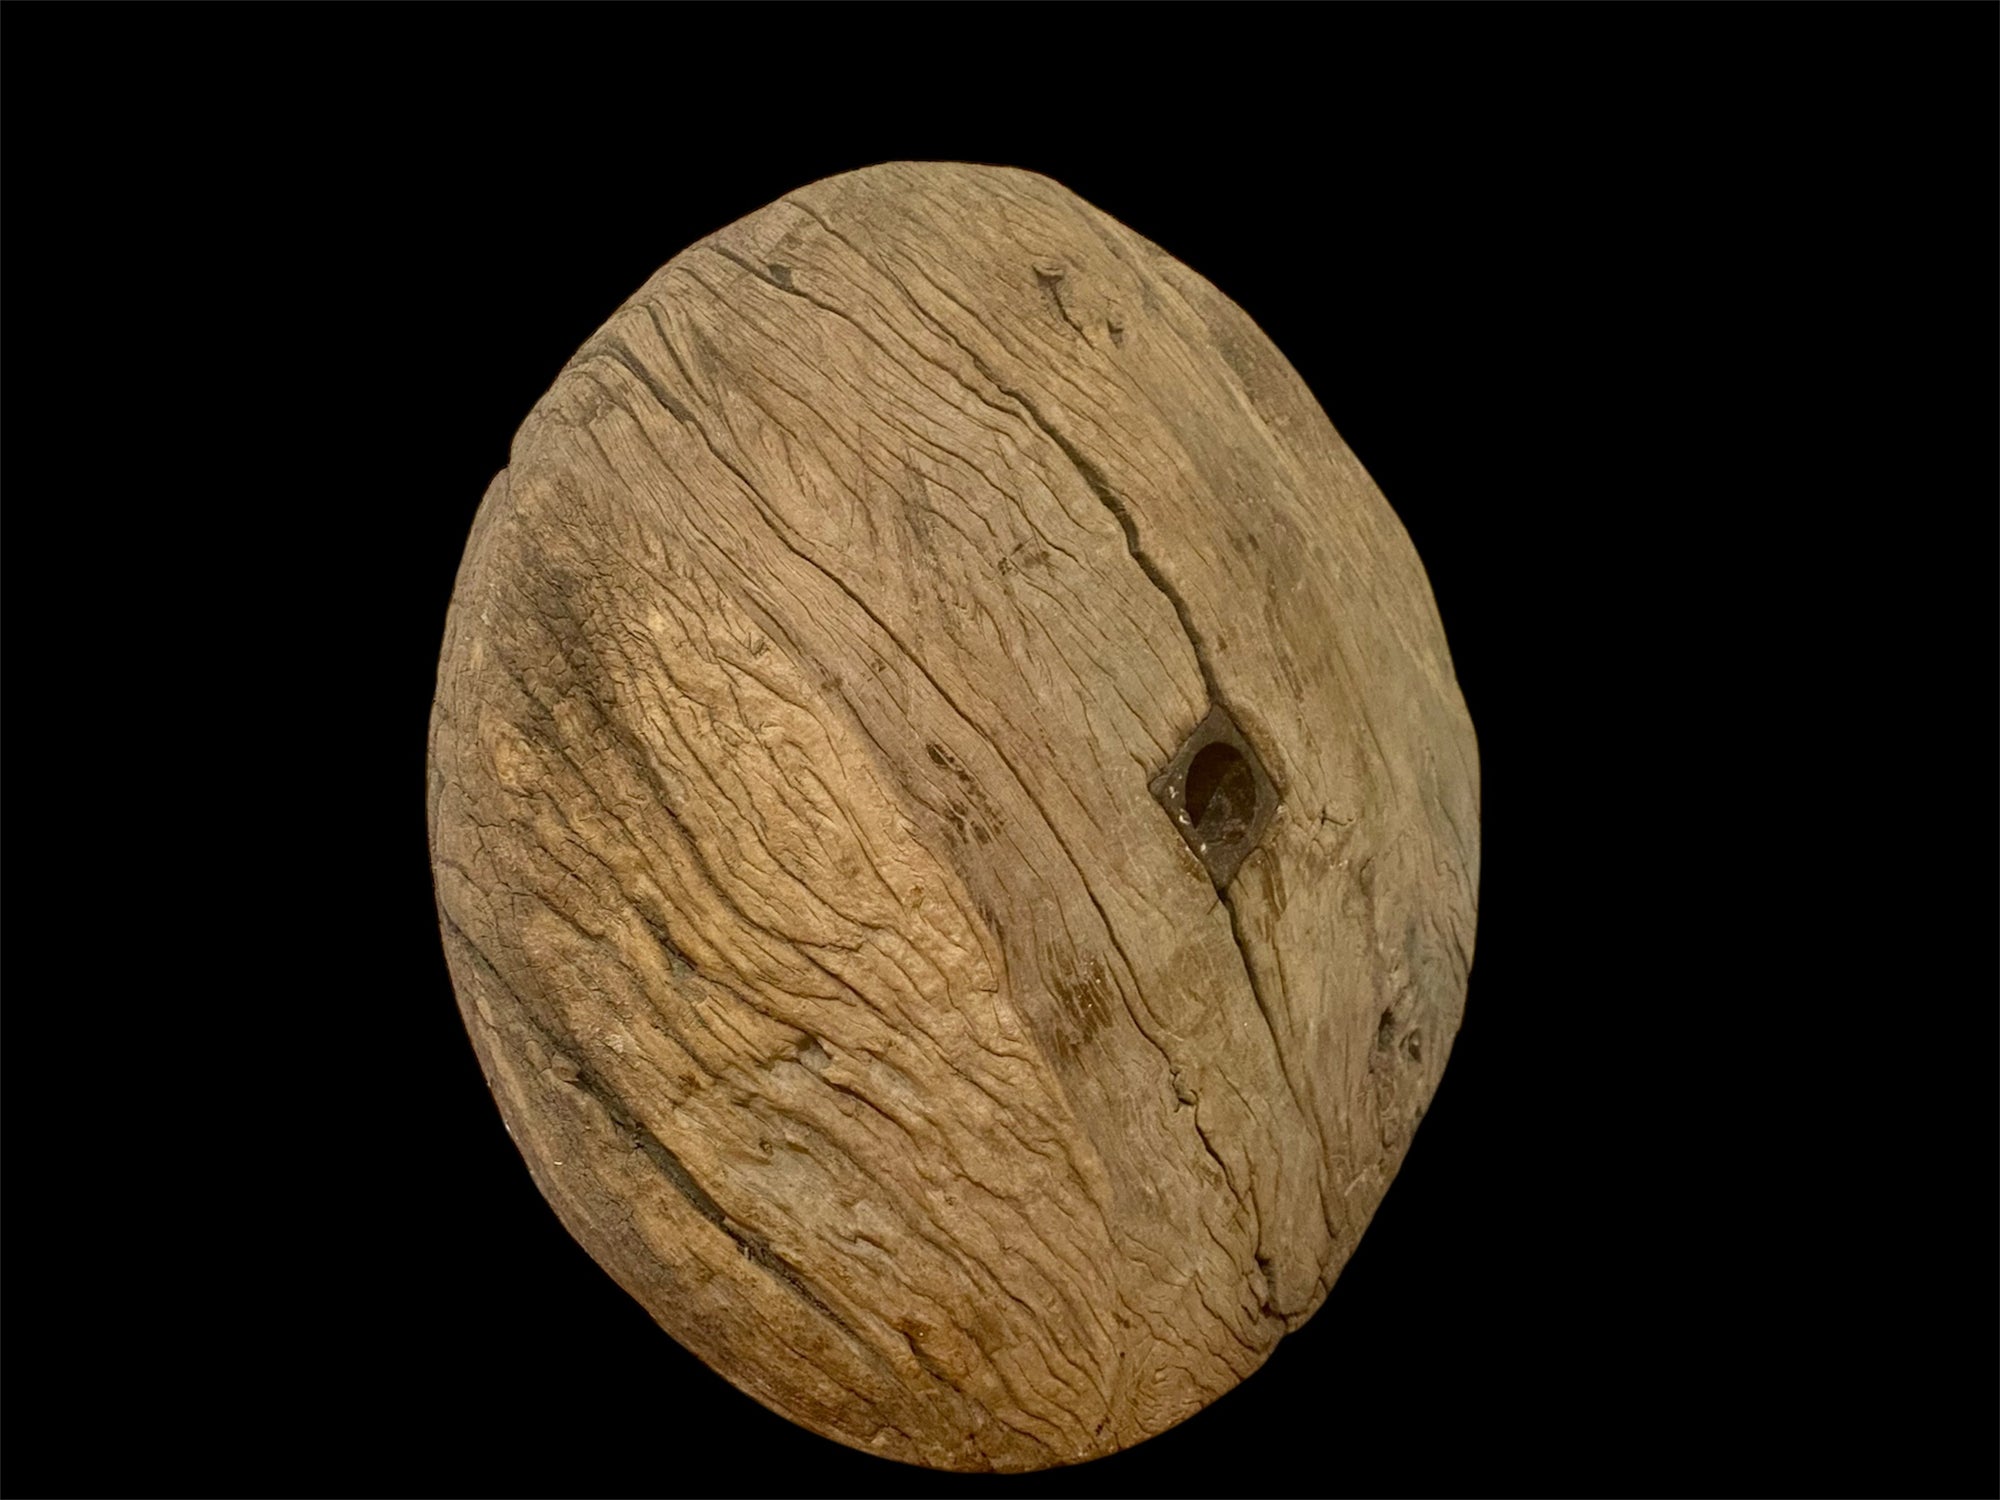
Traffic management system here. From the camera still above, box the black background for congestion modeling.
[5,8,1994,1498]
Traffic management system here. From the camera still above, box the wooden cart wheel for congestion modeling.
[427,161,1480,1472]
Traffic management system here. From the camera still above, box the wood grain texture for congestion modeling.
[427,161,1479,1472]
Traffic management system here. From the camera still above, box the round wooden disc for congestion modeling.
[427,161,1479,1471]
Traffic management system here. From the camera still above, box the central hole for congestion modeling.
[1183,741,1255,845]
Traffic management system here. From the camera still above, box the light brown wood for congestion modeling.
[427,161,1479,1471]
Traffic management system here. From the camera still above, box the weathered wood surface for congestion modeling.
[427,161,1479,1471]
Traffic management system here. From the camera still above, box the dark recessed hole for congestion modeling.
[1185,741,1255,846]
[1149,703,1278,888]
